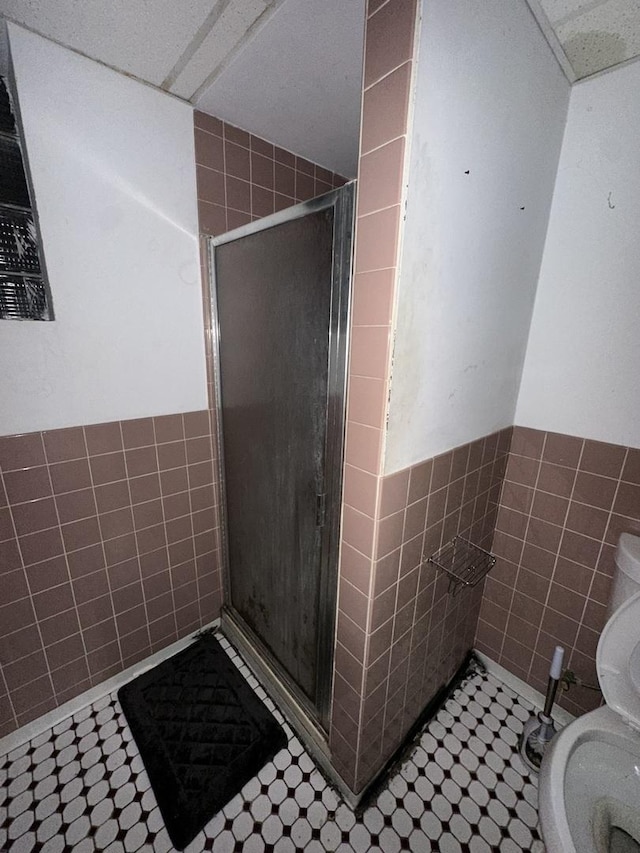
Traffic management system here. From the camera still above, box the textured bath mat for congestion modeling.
[118,632,287,850]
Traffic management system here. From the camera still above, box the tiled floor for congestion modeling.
[1,634,545,852]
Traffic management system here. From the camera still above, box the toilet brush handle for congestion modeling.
[543,678,560,718]
[549,646,565,680]
[543,646,565,718]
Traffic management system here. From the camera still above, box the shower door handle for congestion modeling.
[316,493,327,527]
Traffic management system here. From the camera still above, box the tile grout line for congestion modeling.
[569,445,630,701]
[82,425,128,682]
[0,464,29,731]
[150,418,180,646]
[498,434,546,667]
[118,419,155,663]
[526,438,583,686]
[43,431,91,711]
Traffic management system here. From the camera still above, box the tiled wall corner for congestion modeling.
[475,427,640,717]
[194,111,347,238]
[330,0,420,792]
[194,110,350,614]
[0,413,222,737]
[193,108,383,790]
[351,428,511,792]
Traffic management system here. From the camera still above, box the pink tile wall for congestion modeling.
[193,111,347,413]
[0,113,345,741]
[0,413,222,737]
[192,36,502,796]
[475,427,640,717]
[328,0,515,795]
[328,0,421,793]
[194,111,347,238]
[334,428,511,792]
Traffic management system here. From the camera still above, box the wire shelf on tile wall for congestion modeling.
[428,536,496,595]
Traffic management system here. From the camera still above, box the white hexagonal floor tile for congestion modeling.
[1,643,544,853]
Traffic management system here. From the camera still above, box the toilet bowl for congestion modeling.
[539,537,640,853]
[539,704,640,852]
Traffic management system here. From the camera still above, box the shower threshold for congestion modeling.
[220,607,357,807]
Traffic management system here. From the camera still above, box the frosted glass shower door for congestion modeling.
[211,186,353,728]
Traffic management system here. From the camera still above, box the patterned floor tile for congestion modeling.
[0,635,545,852]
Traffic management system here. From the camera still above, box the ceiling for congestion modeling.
[527,0,640,80]
[1,0,638,175]
[0,0,365,176]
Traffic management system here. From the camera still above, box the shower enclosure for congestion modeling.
[209,185,354,733]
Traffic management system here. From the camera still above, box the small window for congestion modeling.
[0,75,53,321]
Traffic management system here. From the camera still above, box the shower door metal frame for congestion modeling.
[208,183,355,732]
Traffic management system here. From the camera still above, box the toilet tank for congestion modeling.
[609,533,640,615]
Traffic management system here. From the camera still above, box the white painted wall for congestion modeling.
[0,25,207,436]
[515,61,640,449]
[384,0,570,473]
[195,0,364,177]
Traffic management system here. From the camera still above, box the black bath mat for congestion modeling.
[117,633,287,850]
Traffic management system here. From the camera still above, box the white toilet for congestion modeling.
[539,533,640,853]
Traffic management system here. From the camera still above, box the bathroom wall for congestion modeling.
[193,109,347,407]
[0,415,221,736]
[194,110,346,239]
[330,0,572,795]
[0,28,223,738]
[384,0,570,471]
[329,0,420,792]
[477,61,640,716]
[476,427,640,717]
[0,26,350,738]
[0,25,207,436]
[191,113,347,617]
[516,60,640,450]
[342,428,512,791]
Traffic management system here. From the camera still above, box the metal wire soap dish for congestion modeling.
[427,536,496,595]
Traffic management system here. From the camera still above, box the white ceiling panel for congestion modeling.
[169,0,275,99]
[0,0,364,178]
[532,0,640,78]
[2,0,638,172]
[195,0,364,177]
[538,0,610,24]
[553,0,640,77]
[0,0,215,85]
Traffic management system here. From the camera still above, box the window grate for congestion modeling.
[0,207,41,273]
[0,274,52,321]
[0,78,16,135]
[0,75,53,321]
[0,138,31,208]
